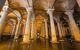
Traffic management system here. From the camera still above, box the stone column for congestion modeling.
[61,22,65,37]
[31,15,36,40]
[43,23,45,38]
[11,22,16,37]
[12,10,21,40]
[22,20,26,36]
[40,23,45,38]
[33,22,37,40]
[47,9,57,43]
[0,0,9,34]
[56,18,62,39]
[23,7,32,43]
[14,19,21,40]
[44,19,48,39]
[65,10,80,41]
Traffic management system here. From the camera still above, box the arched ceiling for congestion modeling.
[54,0,76,12]
[33,0,55,10]
[0,0,80,13]
[0,0,80,33]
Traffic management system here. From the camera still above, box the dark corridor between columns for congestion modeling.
[0,37,80,50]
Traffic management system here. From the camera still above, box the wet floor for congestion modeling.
[0,38,80,50]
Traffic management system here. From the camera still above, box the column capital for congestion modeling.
[13,10,21,21]
[2,5,8,11]
[44,18,48,22]
[18,17,21,21]
[26,7,33,12]
[2,0,9,11]
[47,8,55,14]
[65,10,74,16]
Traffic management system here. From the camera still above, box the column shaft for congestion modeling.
[57,21,62,39]
[65,10,80,41]
[31,15,35,40]
[40,23,45,38]
[47,9,57,43]
[11,23,16,37]
[0,1,9,34]
[14,21,20,39]
[23,8,32,43]
[44,19,48,39]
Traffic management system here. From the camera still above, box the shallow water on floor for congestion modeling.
[0,38,80,50]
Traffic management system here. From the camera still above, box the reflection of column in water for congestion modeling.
[52,44,59,50]
[75,43,80,50]
[8,40,20,50]
[48,42,60,50]
[60,42,65,50]
[45,40,49,50]
[29,43,33,50]
[22,44,33,50]
[37,33,40,38]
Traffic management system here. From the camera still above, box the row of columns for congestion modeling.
[65,10,80,41]
[47,9,57,43]
[0,0,22,40]
[46,9,80,43]
[23,7,34,43]
[9,19,16,37]
[22,8,58,43]
[0,0,80,44]
[13,11,21,40]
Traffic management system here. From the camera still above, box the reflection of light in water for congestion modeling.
[37,33,40,38]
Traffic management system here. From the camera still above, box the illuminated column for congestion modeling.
[47,9,57,43]
[65,10,80,41]
[44,19,48,39]
[22,20,26,36]
[56,18,62,39]
[31,15,35,40]
[41,23,45,38]
[0,0,9,34]
[11,21,16,36]
[33,21,37,40]
[7,19,16,38]
[43,23,45,38]
[13,10,21,40]
[14,20,21,40]
[23,7,32,43]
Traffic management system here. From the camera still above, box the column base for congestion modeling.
[22,38,30,44]
[51,38,59,43]
[45,37,48,39]
[50,41,59,44]
[22,35,30,44]
[14,36,18,40]
[21,41,30,45]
